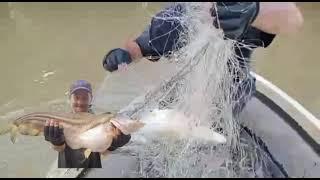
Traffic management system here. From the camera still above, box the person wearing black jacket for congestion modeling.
[102,2,303,115]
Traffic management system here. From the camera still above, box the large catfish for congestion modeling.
[0,111,145,158]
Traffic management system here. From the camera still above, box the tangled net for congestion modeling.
[94,2,268,178]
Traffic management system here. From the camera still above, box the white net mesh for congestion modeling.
[94,2,276,178]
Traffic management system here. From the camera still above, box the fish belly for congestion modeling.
[66,124,113,152]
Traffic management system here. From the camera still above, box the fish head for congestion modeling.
[110,117,145,135]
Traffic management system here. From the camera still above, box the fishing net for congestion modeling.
[93,2,270,178]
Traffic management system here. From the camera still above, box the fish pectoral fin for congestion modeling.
[84,149,92,159]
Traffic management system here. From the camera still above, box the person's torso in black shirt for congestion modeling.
[58,144,102,168]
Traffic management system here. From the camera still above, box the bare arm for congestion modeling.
[123,38,143,62]
[252,2,304,35]
[103,3,304,72]
[122,2,305,62]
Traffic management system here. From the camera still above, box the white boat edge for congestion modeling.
[251,72,320,143]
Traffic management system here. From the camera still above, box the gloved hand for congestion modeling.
[102,48,133,72]
[107,133,131,151]
[211,2,259,40]
[44,120,65,146]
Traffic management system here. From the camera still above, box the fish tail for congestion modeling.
[10,124,18,144]
[0,123,18,144]
[0,123,13,135]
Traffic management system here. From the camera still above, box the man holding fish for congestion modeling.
[44,80,132,168]
[0,2,304,172]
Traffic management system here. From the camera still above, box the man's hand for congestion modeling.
[106,124,131,152]
[44,120,65,147]
[102,48,133,72]
[211,2,259,40]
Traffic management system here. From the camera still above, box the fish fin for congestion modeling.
[10,125,18,144]
[84,148,92,159]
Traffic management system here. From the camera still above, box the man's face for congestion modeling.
[71,89,91,113]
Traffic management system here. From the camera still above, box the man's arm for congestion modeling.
[107,124,131,151]
[103,2,303,72]
[252,2,303,35]
[102,4,184,71]
[123,37,143,62]
[104,2,259,69]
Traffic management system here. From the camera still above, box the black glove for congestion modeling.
[102,48,133,72]
[211,2,259,40]
[44,121,65,146]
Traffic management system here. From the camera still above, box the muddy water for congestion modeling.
[0,2,318,178]
[253,2,320,118]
